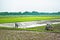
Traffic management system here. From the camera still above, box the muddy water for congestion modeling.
[0,20,60,28]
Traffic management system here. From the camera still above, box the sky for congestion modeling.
[0,0,60,12]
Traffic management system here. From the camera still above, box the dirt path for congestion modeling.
[0,30,60,40]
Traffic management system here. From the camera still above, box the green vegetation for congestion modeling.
[0,16,60,23]
[24,24,60,32]
[0,26,45,32]
[52,24,60,32]
[0,12,60,32]
[0,11,60,16]
[0,27,25,30]
[0,15,60,32]
[0,12,60,40]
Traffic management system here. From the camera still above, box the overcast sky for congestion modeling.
[0,0,60,12]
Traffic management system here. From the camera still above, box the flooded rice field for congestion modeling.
[0,19,60,28]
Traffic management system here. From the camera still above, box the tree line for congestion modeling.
[0,11,60,16]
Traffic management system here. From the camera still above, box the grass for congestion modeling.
[0,16,60,23]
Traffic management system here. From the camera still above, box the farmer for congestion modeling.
[15,23,18,28]
[45,24,53,31]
